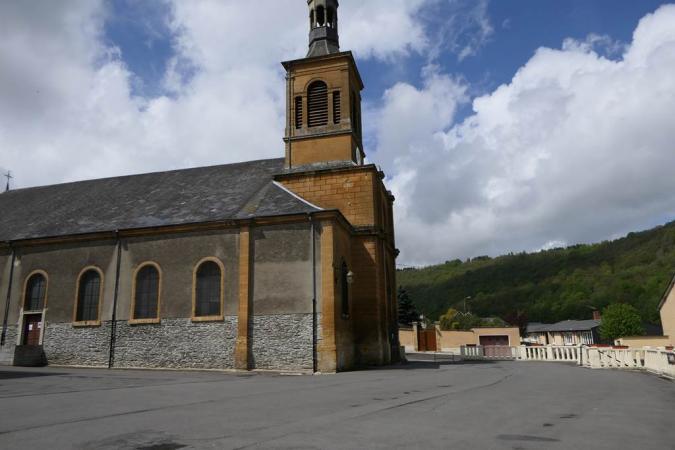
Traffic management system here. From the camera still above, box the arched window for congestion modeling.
[340,261,350,318]
[75,268,102,323]
[24,272,47,311]
[193,259,223,319]
[327,7,334,28]
[309,9,314,28]
[132,263,160,322]
[316,6,325,26]
[307,81,328,127]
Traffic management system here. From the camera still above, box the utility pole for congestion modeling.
[3,171,12,192]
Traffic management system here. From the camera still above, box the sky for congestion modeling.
[1,0,675,267]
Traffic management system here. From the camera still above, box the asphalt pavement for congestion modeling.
[0,359,673,449]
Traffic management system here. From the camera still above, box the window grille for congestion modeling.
[333,91,341,124]
[580,331,594,345]
[295,96,303,129]
[24,274,46,311]
[134,265,159,319]
[307,81,328,127]
[195,261,222,317]
[76,270,101,322]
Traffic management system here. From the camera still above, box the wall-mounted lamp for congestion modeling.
[346,271,355,285]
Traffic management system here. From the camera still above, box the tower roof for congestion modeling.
[307,0,340,57]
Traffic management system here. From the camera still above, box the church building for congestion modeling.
[0,0,399,373]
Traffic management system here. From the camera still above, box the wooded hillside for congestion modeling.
[397,221,675,325]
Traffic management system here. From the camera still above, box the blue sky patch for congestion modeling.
[104,0,177,98]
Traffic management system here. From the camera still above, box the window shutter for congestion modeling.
[307,81,328,127]
[333,91,341,124]
[295,96,303,129]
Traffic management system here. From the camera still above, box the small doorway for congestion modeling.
[22,314,43,346]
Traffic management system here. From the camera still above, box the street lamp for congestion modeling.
[464,296,472,314]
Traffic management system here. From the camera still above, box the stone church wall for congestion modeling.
[117,231,240,321]
[43,321,111,367]
[251,223,316,371]
[0,325,17,365]
[0,250,20,365]
[112,317,238,370]
[251,314,314,370]
[0,223,334,371]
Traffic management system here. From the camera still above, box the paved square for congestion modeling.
[0,360,673,449]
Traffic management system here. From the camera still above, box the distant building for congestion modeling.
[399,324,521,353]
[658,274,675,343]
[618,276,674,347]
[524,320,601,346]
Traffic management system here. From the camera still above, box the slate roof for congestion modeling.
[0,158,321,242]
[526,320,601,333]
[525,323,550,333]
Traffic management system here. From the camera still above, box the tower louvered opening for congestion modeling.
[333,91,341,124]
[295,96,303,129]
[308,81,328,127]
[351,92,362,138]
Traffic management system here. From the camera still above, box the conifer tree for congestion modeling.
[397,287,419,326]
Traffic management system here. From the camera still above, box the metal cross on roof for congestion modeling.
[4,171,12,192]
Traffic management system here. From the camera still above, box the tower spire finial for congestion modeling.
[4,170,13,192]
[307,0,340,58]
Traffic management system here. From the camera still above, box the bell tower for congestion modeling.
[307,0,340,57]
[282,0,365,169]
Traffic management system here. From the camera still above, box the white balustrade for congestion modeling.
[459,344,674,379]
[460,345,518,359]
[578,346,672,379]
[519,345,582,363]
[460,345,483,359]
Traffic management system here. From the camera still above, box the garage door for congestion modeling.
[479,335,509,346]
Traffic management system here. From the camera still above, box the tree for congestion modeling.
[397,287,419,326]
[600,303,645,342]
[439,309,483,330]
[439,308,459,330]
[504,310,529,335]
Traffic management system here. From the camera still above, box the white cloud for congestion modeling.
[385,4,675,265]
[2,1,675,269]
[562,33,626,57]
[0,0,431,189]
[424,0,493,62]
[339,0,428,60]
